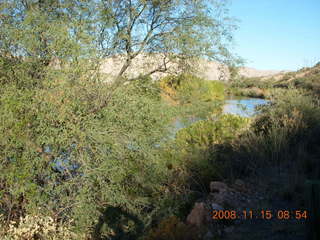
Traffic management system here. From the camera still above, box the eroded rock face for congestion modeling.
[99,55,284,82]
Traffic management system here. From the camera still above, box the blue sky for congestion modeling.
[228,0,320,70]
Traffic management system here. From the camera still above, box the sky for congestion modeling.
[228,0,320,71]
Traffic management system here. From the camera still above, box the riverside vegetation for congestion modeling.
[1,65,319,239]
[1,1,320,239]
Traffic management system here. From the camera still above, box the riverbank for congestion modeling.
[145,72,320,239]
[1,70,319,240]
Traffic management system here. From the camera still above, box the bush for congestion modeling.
[175,114,250,149]
[0,71,177,237]
[230,87,267,98]
[163,115,250,190]
[229,76,272,89]
[160,74,225,103]
[1,214,79,240]
[223,89,320,178]
[255,89,320,133]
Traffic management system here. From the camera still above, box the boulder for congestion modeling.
[234,179,246,191]
[186,202,207,227]
[203,231,214,240]
[235,179,245,186]
[224,226,235,234]
[211,203,224,211]
[210,181,228,193]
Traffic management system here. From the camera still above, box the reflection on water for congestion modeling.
[223,98,268,117]
[171,98,269,136]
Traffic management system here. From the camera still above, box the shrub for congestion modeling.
[230,87,267,98]
[254,89,320,133]
[0,72,176,237]
[175,114,250,149]
[224,89,320,178]
[229,76,272,89]
[165,114,250,187]
[160,74,225,103]
[1,214,79,240]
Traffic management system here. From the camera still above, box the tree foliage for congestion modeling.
[95,0,237,76]
[0,0,238,238]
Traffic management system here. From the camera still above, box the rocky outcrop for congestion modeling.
[99,54,284,82]
[209,181,228,193]
[186,202,208,227]
[185,179,262,239]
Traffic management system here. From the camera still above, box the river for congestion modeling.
[222,97,268,117]
[172,97,269,136]
[51,97,269,172]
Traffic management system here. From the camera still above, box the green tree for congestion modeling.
[90,0,238,111]
[98,0,236,74]
[0,0,238,238]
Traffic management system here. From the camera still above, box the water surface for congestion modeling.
[171,97,268,136]
[223,98,268,117]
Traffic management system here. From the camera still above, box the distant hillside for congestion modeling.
[265,62,320,94]
[99,55,284,81]
[232,62,320,97]
[238,67,288,79]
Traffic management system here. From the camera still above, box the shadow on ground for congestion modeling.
[92,206,144,240]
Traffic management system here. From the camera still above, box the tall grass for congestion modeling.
[235,90,317,165]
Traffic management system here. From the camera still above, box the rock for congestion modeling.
[234,179,246,192]
[209,192,226,206]
[211,203,224,211]
[224,226,235,234]
[186,202,207,227]
[210,181,228,193]
[234,219,241,225]
[235,179,245,187]
[204,231,214,240]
